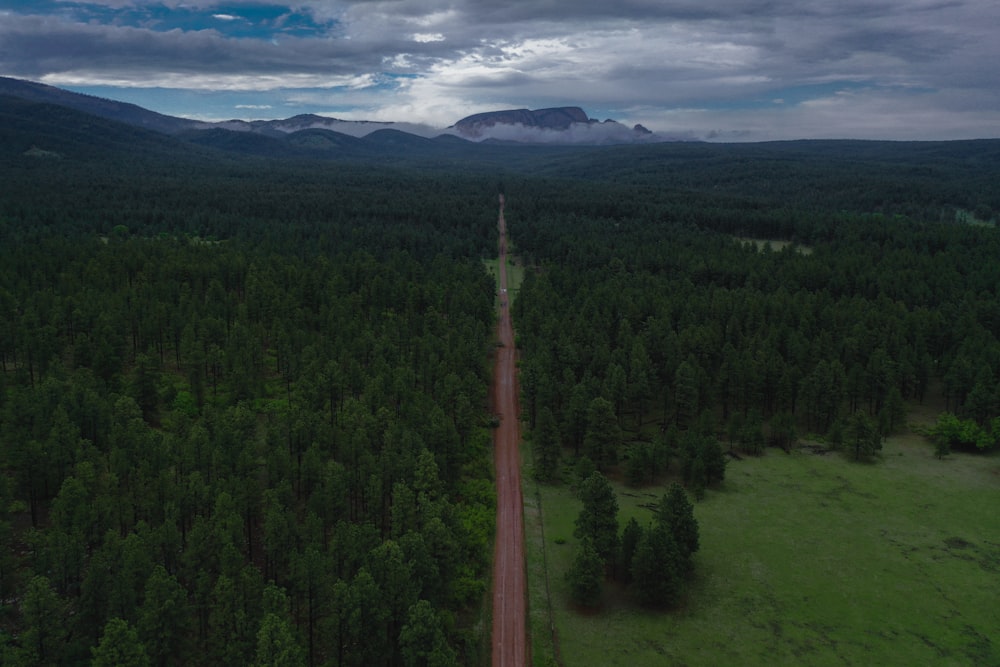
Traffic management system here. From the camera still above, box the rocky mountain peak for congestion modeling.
[452,106,592,138]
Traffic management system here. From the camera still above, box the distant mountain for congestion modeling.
[0,93,494,165]
[177,126,304,157]
[0,94,199,161]
[454,107,590,136]
[210,114,399,138]
[0,76,675,151]
[284,128,370,154]
[0,77,407,140]
[452,106,661,144]
[0,76,201,135]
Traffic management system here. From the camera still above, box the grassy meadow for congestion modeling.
[483,256,526,299]
[734,236,814,254]
[524,429,1000,666]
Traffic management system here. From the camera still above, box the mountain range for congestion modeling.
[451,106,651,142]
[0,76,668,147]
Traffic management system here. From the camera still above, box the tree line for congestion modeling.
[567,473,700,610]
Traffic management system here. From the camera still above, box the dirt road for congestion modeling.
[492,193,527,667]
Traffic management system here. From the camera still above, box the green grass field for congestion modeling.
[524,431,1000,666]
[483,257,525,300]
[734,236,814,255]
[955,208,995,227]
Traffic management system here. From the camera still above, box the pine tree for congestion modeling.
[137,566,190,667]
[847,410,882,461]
[701,438,727,486]
[674,359,701,428]
[565,538,603,608]
[878,386,907,434]
[630,524,682,608]
[533,407,561,482]
[92,618,150,667]
[573,472,619,566]
[254,613,306,667]
[18,576,65,665]
[657,483,700,572]
[563,383,590,456]
[398,599,458,667]
[583,397,621,471]
[618,518,643,584]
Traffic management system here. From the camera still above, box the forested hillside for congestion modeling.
[508,151,1000,485]
[0,150,500,665]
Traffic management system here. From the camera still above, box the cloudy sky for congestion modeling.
[1,0,998,140]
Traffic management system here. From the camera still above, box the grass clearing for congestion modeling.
[524,437,561,667]
[525,431,1000,666]
[955,208,994,227]
[483,256,525,302]
[735,236,813,255]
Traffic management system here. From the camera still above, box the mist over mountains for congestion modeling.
[450,106,658,144]
[0,76,677,146]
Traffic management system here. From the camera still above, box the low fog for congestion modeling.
[211,115,683,145]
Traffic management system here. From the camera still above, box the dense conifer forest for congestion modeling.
[509,147,1000,476]
[504,142,1000,617]
[0,145,501,665]
[1,95,999,664]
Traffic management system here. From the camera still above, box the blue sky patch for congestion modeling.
[6,1,332,39]
[64,83,313,119]
[693,81,874,111]
[63,79,409,121]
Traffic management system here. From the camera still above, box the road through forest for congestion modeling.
[491,193,527,667]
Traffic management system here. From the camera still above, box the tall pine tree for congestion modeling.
[573,472,619,568]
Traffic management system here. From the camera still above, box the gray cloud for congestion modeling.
[0,0,998,139]
[0,14,415,79]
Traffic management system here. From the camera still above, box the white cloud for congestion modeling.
[40,71,379,92]
[633,86,1000,141]
[408,10,460,29]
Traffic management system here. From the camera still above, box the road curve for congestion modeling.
[492,193,528,667]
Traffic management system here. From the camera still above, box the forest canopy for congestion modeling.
[0,150,501,665]
[1,115,1000,664]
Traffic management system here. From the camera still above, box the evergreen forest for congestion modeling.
[2,95,1000,665]
[510,144,1000,474]
[0,135,501,665]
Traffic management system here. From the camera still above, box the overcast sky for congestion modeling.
[1,0,998,140]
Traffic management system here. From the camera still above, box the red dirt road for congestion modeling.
[492,194,528,667]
